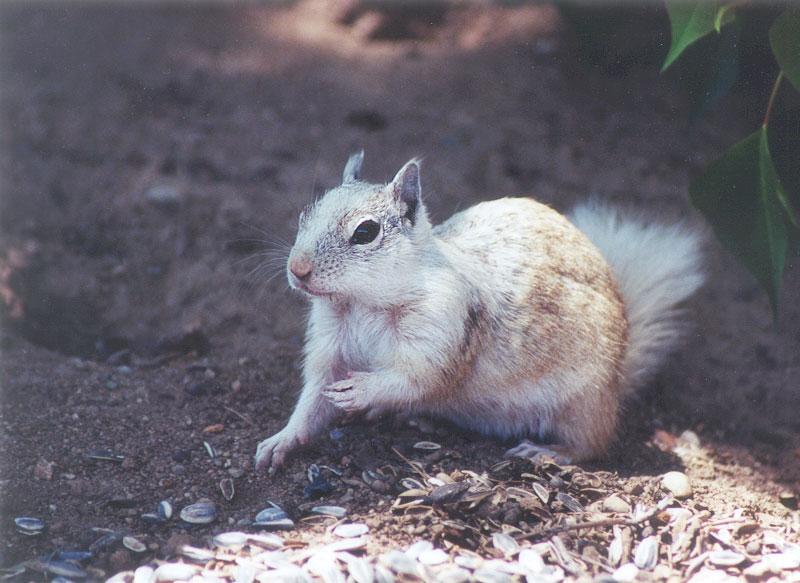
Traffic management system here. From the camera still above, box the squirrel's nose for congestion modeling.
[289,257,313,281]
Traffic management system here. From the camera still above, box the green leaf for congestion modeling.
[662,1,735,72]
[769,8,800,93]
[690,127,793,316]
[714,5,734,33]
[769,105,800,218]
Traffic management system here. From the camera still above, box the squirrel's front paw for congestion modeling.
[323,372,372,413]
[255,427,308,473]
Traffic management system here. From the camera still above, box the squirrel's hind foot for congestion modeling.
[504,439,575,465]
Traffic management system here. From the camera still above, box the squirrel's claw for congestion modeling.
[255,429,305,472]
[323,373,370,413]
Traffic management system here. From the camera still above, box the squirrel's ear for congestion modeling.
[342,149,365,183]
[390,158,421,224]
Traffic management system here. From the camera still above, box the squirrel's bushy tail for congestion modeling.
[570,201,705,393]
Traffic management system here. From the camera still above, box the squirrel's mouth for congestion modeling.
[291,279,329,298]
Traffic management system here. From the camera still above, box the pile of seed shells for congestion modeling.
[6,447,799,582]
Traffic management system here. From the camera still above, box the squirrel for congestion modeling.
[255,151,704,471]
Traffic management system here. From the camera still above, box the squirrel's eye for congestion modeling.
[350,220,380,245]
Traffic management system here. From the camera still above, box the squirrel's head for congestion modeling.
[287,150,431,304]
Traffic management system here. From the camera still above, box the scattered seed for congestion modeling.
[634,536,659,570]
[305,464,335,499]
[492,532,520,557]
[608,528,624,566]
[532,482,550,504]
[247,533,284,549]
[14,516,45,535]
[88,531,122,553]
[556,492,584,512]
[178,545,216,562]
[472,567,514,583]
[350,564,375,583]
[214,531,249,547]
[157,500,173,520]
[55,551,94,562]
[141,512,163,524]
[362,470,392,494]
[154,562,198,581]
[418,548,449,566]
[405,540,433,560]
[454,554,483,570]
[179,500,217,524]
[86,449,125,463]
[428,481,470,505]
[333,523,369,538]
[220,478,235,501]
[380,550,417,575]
[203,441,216,459]
[30,559,87,579]
[326,536,369,552]
[254,517,295,530]
[413,441,442,451]
[612,562,639,582]
[396,478,421,492]
[311,505,347,518]
[254,503,294,529]
[778,491,797,509]
[708,550,745,567]
[437,566,472,583]
[132,565,155,583]
[122,536,146,553]
[518,549,545,574]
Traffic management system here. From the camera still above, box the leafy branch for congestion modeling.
[663,3,800,317]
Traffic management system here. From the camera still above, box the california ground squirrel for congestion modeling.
[255,151,704,471]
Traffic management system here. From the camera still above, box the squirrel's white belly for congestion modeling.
[335,304,399,373]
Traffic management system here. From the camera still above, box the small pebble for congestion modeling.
[661,471,692,498]
[146,184,181,208]
[34,458,55,480]
[745,540,761,555]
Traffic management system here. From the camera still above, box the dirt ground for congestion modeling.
[1,1,799,580]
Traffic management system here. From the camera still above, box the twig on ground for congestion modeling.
[518,497,672,541]
[224,406,253,425]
